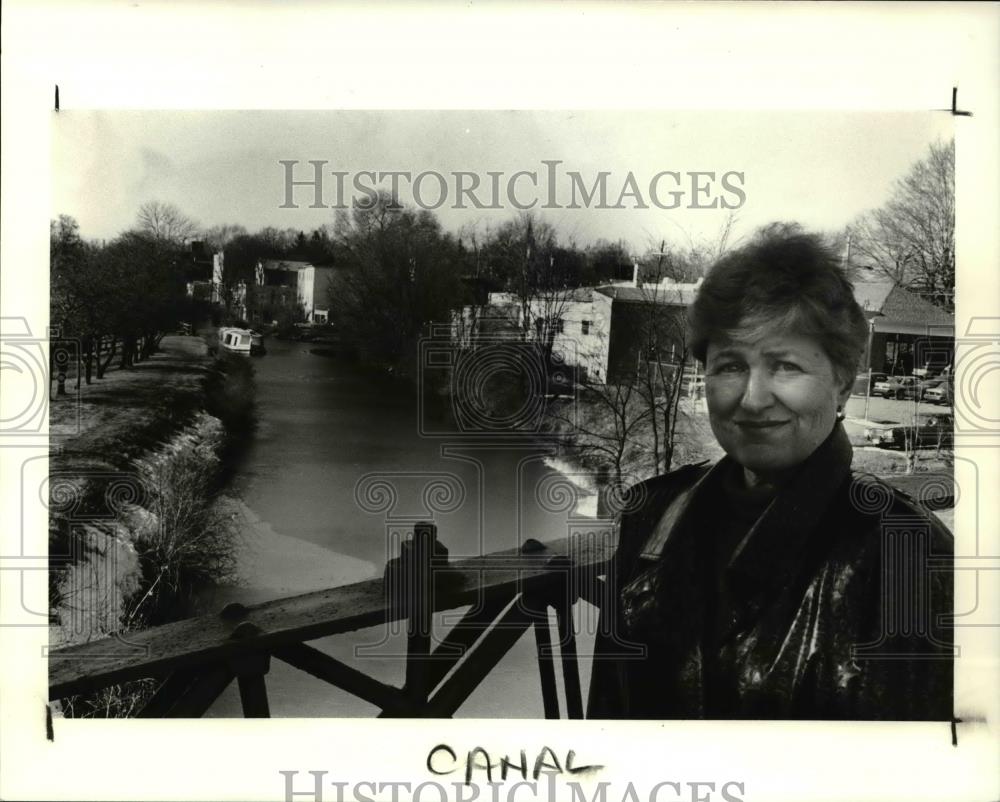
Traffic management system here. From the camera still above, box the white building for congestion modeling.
[252,259,339,324]
[456,276,705,384]
[467,288,608,381]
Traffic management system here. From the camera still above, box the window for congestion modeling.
[553,319,564,334]
[581,320,591,335]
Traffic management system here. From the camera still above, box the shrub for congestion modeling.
[125,441,238,627]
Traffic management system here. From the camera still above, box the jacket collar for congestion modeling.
[640,422,854,594]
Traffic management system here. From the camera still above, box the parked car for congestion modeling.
[922,380,952,405]
[867,372,888,393]
[891,413,954,449]
[853,372,887,395]
[864,413,954,450]
[919,378,944,399]
[872,375,919,399]
[863,419,901,447]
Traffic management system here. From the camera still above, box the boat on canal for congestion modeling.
[218,327,266,356]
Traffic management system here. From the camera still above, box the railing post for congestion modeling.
[404,521,435,705]
[224,602,272,718]
[555,603,583,719]
[549,555,583,719]
[234,653,272,718]
[532,610,561,719]
[521,541,561,719]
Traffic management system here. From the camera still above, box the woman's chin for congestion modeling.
[731,447,801,476]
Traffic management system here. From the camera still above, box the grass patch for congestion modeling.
[851,446,953,474]
[51,341,257,717]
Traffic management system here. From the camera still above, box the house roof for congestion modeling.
[597,279,953,325]
[852,279,953,325]
[561,287,596,302]
[260,259,315,272]
[594,284,700,305]
[488,288,596,305]
[877,284,953,324]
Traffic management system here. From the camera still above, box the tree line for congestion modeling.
[847,138,955,310]
[50,208,198,387]
[50,136,954,392]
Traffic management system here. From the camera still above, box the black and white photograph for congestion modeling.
[44,109,958,722]
[2,3,998,802]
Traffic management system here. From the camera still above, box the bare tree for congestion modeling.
[482,212,590,373]
[632,213,741,472]
[847,139,955,308]
[640,211,741,284]
[633,285,693,474]
[551,353,654,496]
[201,223,248,252]
[136,201,200,245]
[327,192,468,371]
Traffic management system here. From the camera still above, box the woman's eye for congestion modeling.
[775,361,803,372]
[712,362,743,374]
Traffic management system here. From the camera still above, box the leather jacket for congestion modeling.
[587,423,953,720]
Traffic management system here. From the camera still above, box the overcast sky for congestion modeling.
[52,110,952,252]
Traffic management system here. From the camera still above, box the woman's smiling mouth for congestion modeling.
[735,420,791,430]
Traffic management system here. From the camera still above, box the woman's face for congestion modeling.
[705,328,851,481]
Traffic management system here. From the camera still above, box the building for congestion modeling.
[451,288,607,379]
[853,281,955,375]
[252,259,307,322]
[591,281,701,383]
[454,275,955,386]
[182,241,222,303]
[454,279,700,384]
[211,252,225,303]
[247,259,339,324]
[296,265,338,324]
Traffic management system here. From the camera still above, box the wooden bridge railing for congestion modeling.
[49,523,615,718]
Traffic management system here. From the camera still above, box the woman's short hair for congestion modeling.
[689,226,869,386]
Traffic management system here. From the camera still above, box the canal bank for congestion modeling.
[50,334,256,714]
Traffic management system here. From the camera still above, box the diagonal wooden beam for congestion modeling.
[273,642,419,716]
[136,669,198,718]
[423,602,534,718]
[165,666,234,718]
[426,591,516,691]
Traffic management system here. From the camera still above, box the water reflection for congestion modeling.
[199,338,597,716]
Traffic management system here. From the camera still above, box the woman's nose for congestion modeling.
[739,369,774,412]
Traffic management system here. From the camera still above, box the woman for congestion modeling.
[587,228,953,720]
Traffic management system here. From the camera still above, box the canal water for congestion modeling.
[198,338,599,717]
